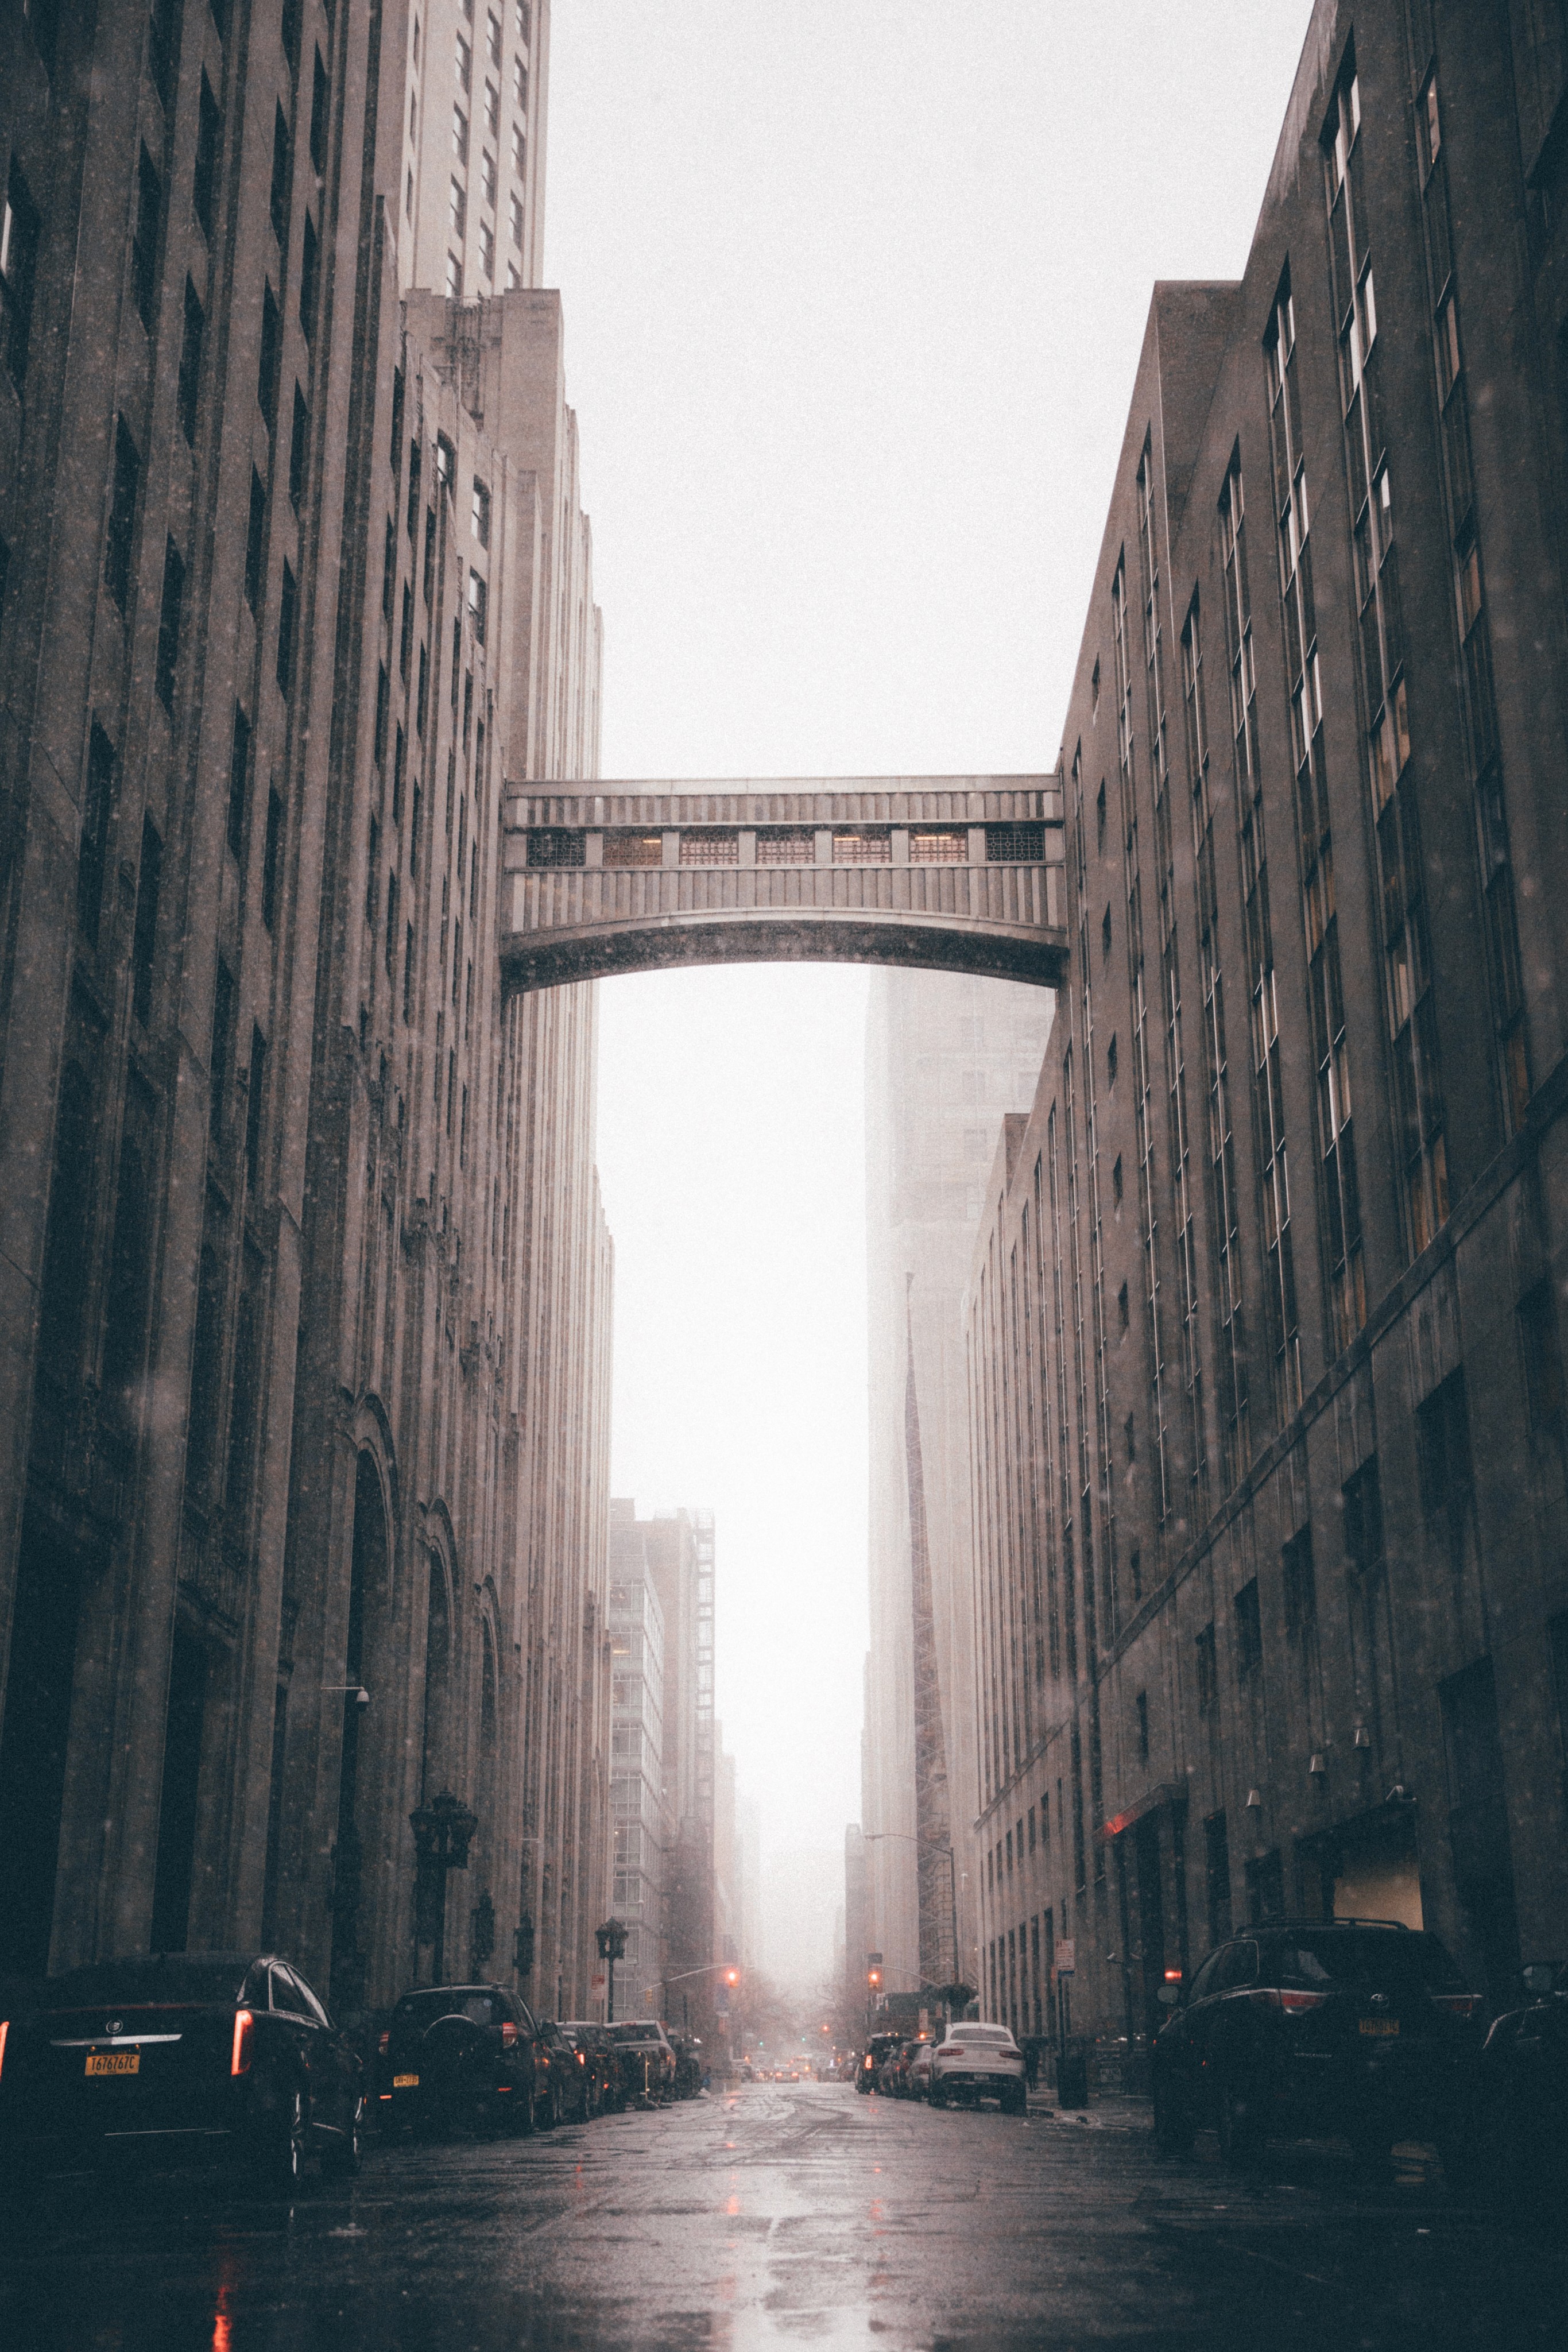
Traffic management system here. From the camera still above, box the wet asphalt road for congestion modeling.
[2,2081,1565,2352]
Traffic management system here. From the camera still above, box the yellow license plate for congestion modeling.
[85,2051,140,2076]
[1358,2019,1399,2037]
[393,2073,419,2088]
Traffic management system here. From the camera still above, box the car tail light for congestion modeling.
[1270,1990,1327,2014]
[231,2010,255,2076]
[1431,1994,1482,2018]
[378,2029,390,2057]
[944,2045,965,2057]
[863,2055,872,2070]
[501,2021,517,2047]
[0,2019,8,2083]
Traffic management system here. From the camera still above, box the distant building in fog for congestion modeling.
[609,1521,665,2003]
[861,973,1054,1999]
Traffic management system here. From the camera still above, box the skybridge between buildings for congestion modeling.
[499,780,1068,992]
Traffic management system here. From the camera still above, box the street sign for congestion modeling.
[1056,1940,1075,1975]
[590,1974,606,1991]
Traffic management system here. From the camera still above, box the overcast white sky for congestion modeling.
[544,1,1315,1986]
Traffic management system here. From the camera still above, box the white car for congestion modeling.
[928,2023,1028,2113]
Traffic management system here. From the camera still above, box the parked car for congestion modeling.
[908,2044,935,2099]
[857,2031,904,2094]
[882,2039,922,2097]
[378,1983,552,2136]
[929,2022,1027,2111]
[1447,1959,1568,2206]
[607,2018,677,2101]
[0,1951,363,2191]
[560,2020,623,2113]
[1151,1919,1482,2168]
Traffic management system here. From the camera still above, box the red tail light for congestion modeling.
[1275,1989,1327,2014]
[378,2029,390,2057]
[231,2010,255,2076]
[863,2055,872,2070]
[0,2018,9,2082]
[1431,1994,1482,2018]
[501,2021,517,2047]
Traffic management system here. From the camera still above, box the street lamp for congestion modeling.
[408,1789,478,1984]
[595,1917,628,2022]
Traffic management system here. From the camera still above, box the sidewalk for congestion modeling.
[1025,2088,1152,2130]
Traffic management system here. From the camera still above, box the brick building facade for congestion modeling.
[967,0,1568,2066]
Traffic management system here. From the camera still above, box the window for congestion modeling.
[193,74,222,238]
[133,146,162,329]
[400,584,413,682]
[245,467,267,611]
[455,31,471,90]
[1418,1367,1473,1526]
[105,415,141,610]
[392,722,406,822]
[1282,1526,1315,1637]
[985,822,1044,861]
[155,536,185,708]
[1136,1690,1149,1764]
[514,0,530,36]
[436,436,455,493]
[227,701,251,860]
[603,832,663,869]
[210,957,234,1140]
[258,282,282,432]
[310,47,328,173]
[1204,1812,1232,1944]
[245,1026,267,1190]
[525,830,585,868]
[276,558,297,694]
[1,160,42,385]
[833,829,891,865]
[756,829,813,866]
[486,8,501,65]
[512,123,526,179]
[509,191,523,250]
[1112,1153,1122,1206]
[374,662,390,770]
[480,148,497,210]
[1106,1033,1117,1088]
[1342,1456,1384,1576]
[133,816,163,1027]
[262,789,284,931]
[1095,777,1106,850]
[467,567,487,644]
[680,830,740,868]
[513,56,527,108]
[149,0,178,106]
[1234,1579,1261,1681]
[452,107,469,166]
[289,384,309,510]
[1101,904,1111,960]
[299,212,319,339]
[1519,1281,1565,1449]
[478,219,493,279]
[909,826,963,863]
[177,279,204,443]
[269,102,291,246]
[1124,1412,1136,1462]
[1195,1622,1217,1715]
[1117,1282,1129,1333]
[281,0,301,70]
[78,723,115,945]
[450,176,467,238]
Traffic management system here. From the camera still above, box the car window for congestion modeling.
[1271,1929,1466,1992]
[270,1964,305,2016]
[240,1962,272,2009]
[290,1969,332,2028]
[1186,1951,1224,2003]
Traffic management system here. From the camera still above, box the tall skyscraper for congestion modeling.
[398,0,550,297]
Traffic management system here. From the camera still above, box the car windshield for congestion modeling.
[40,1955,252,2007]
[1269,1931,1466,1992]
[394,1989,504,2029]
[609,2021,663,2043]
[953,2026,1011,2041]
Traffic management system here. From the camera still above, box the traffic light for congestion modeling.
[866,1966,882,1991]
[725,1967,740,1988]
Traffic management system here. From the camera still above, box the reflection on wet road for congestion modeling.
[2,2081,1564,2350]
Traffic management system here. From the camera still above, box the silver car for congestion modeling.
[928,2022,1028,2113]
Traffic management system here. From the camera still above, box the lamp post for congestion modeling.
[595,1916,628,2022]
[408,1789,478,1984]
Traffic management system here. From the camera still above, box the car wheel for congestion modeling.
[1217,2073,1263,2168]
[1004,2082,1027,2116]
[323,2096,363,2180]
[928,2083,946,2108]
[1152,2071,1194,2157]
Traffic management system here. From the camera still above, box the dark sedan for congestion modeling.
[0,1951,363,2192]
[378,1983,552,2134]
[560,2020,621,2113]
[1152,1918,1481,2167]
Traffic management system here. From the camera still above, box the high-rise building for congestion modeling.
[609,1513,665,2006]
[965,0,1568,2063]
[398,0,549,298]
[861,973,1054,1997]
[0,0,612,2019]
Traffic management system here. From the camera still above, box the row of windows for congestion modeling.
[524,822,1051,870]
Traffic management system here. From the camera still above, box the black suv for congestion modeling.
[1152,1919,1481,2166]
[857,2032,904,2095]
[378,1984,554,2135]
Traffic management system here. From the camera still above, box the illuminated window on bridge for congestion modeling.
[833,829,891,864]
[985,822,1045,862]
[603,832,662,868]
[910,827,965,862]
[679,829,740,866]
[756,829,814,865]
[525,830,584,867]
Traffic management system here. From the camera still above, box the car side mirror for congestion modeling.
[1521,1963,1558,1997]
[1156,1983,1182,2007]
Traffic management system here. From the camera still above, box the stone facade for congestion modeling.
[966,0,1568,2065]
[0,1,612,2021]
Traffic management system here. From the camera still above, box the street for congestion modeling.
[2,2082,1565,2352]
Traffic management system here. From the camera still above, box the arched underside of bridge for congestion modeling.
[499,908,1068,993]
